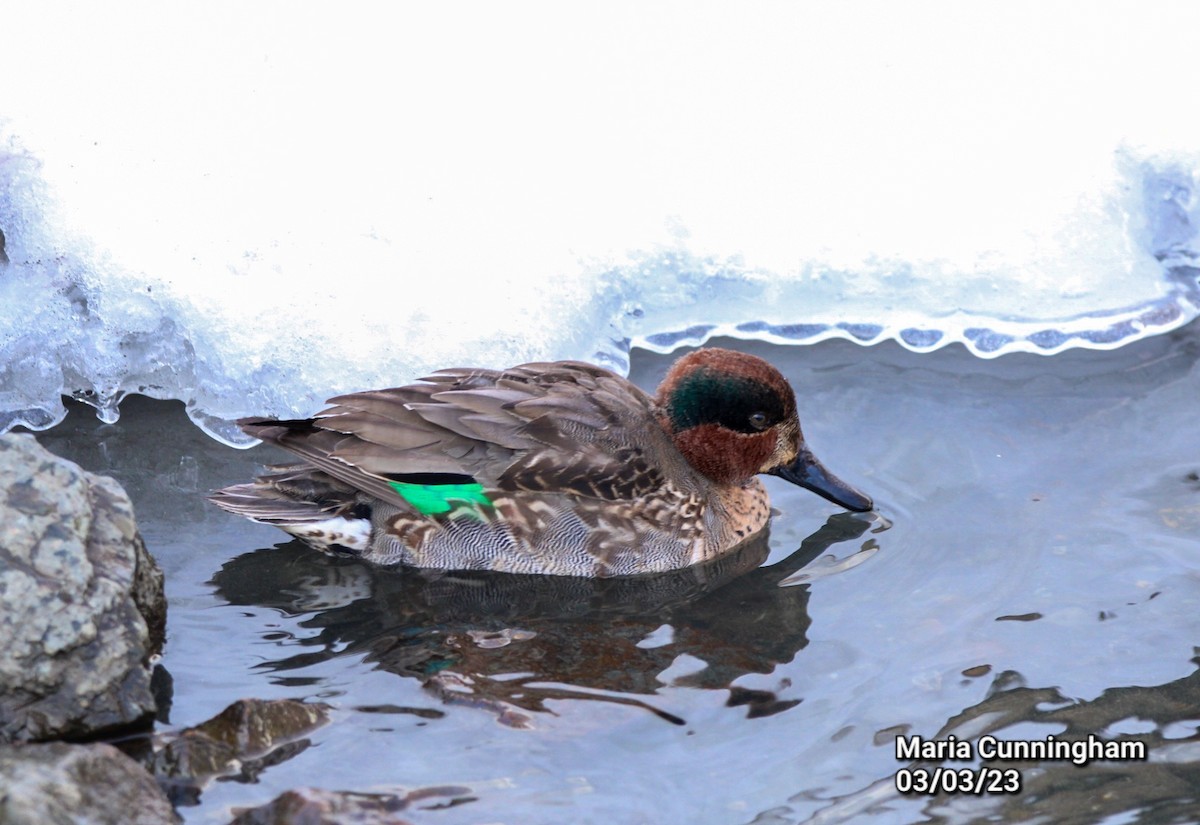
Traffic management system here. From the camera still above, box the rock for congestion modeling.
[0,741,179,824]
[230,785,475,825]
[0,433,167,742]
[230,788,415,825]
[187,698,331,756]
[150,699,331,802]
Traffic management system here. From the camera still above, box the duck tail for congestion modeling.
[209,466,372,552]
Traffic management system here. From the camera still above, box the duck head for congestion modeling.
[655,348,873,512]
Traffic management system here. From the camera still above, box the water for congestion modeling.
[27,329,1200,823]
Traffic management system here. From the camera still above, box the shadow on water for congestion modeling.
[210,512,879,727]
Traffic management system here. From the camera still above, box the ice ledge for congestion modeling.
[629,264,1200,360]
[1,142,1198,446]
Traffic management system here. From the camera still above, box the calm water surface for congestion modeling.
[32,330,1200,824]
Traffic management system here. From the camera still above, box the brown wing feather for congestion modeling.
[239,418,414,508]
[241,361,698,504]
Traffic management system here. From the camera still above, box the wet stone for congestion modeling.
[150,699,331,801]
[189,697,331,754]
[0,741,179,824]
[0,433,167,742]
[230,785,477,825]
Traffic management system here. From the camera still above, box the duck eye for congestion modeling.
[748,411,769,431]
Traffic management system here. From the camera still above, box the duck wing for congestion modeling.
[240,361,694,509]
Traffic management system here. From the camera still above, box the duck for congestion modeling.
[210,347,873,577]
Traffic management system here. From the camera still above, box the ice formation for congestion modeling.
[1,4,1198,444]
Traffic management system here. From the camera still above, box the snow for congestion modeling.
[1,2,1198,444]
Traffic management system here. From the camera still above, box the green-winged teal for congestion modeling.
[211,347,872,576]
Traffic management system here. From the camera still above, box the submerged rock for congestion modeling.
[0,433,167,742]
[0,741,179,824]
[230,785,475,825]
[151,699,331,802]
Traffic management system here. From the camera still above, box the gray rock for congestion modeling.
[0,433,167,742]
[0,741,179,825]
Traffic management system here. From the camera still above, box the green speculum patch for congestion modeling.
[388,479,493,516]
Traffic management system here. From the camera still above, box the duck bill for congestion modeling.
[771,448,874,512]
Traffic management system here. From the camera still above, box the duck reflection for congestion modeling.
[211,513,876,726]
